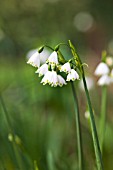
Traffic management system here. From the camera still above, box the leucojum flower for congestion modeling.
[94,55,113,86]
[27,47,80,87]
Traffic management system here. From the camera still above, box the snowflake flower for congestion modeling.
[35,63,48,77]
[47,51,58,65]
[60,62,71,73]
[94,62,109,76]
[67,69,79,81]
[27,51,40,67]
[97,75,111,86]
[57,75,67,87]
[41,71,58,87]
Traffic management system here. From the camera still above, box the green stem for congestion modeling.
[0,95,23,170]
[82,74,104,170]
[71,82,83,170]
[100,86,107,153]
[68,40,104,170]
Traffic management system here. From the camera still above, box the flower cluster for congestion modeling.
[27,49,79,87]
[94,56,113,86]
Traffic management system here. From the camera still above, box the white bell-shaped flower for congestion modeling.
[57,75,67,87]
[47,51,58,65]
[35,63,48,77]
[41,71,52,85]
[60,62,71,73]
[41,71,58,87]
[94,62,109,76]
[50,71,58,87]
[97,75,111,86]
[67,69,79,81]
[27,51,40,68]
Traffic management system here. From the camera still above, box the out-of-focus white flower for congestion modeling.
[79,76,94,91]
[41,71,58,87]
[85,110,90,119]
[97,75,111,86]
[67,69,79,81]
[47,51,58,65]
[35,63,48,77]
[27,51,40,67]
[73,12,94,32]
[60,62,71,73]
[94,62,109,76]
[111,69,113,77]
[57,75,67,87]
[106,57,113,66]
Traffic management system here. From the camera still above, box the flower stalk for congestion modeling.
[99,85,107,153]
[68,40,104,170]
[0,94,23,169]
[71,82,83,170]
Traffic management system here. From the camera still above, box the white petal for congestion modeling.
[50,71,58,87]
[39,50,50,64]
[94,62,109,76]
[41,71,58,87]
[48,51,58,64]
[67,69,79,81]
[41,71,52,85]
[97,75,111,86]
[36,63,48,76]
[60,62,71,73]
[27,52,40,67]
[57,75,67,87]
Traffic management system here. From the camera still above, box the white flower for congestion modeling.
[47,51,58,65]
[106,57,113,66]
[41,71,58,87]
[57,75,67,87]
[60,62,71,73]
[111,69,113,77]
[27,51,40,67]
[35,63,48,77]
[40,50,50,64]
[94,62,109,76]
[67,69,79,81]
[97,75,111,86]
[26,49,50,64]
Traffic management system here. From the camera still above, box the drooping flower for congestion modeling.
[60,62,71,73]
[35,63,48,77]
[94,62,109,76]
[41,71,52,85]
[57,75,67,87]
[27,51,40,67]
[41,71,58,87]
[67,69,79,81]
[47,51,58,65]
[97,75,111,86]
[26,49,50,64]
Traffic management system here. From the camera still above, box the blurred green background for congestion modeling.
[0,0,113,169]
